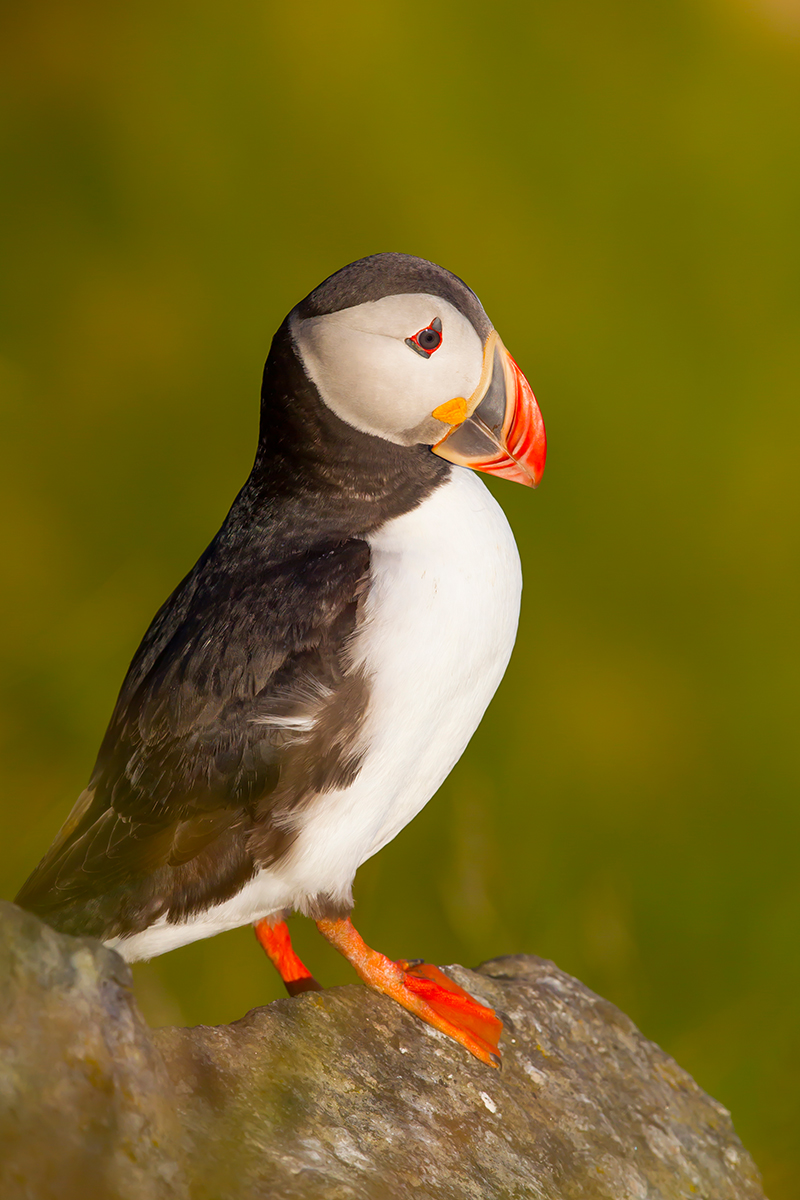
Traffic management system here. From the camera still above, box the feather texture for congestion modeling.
[16,536,371,940]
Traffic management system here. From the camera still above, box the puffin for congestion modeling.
[16,253,546,1067]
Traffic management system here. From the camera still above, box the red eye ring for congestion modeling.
[405,316,442,358]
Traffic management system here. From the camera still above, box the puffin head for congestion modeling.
[286,253,546,489]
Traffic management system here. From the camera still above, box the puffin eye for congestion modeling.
[405,316,443,358]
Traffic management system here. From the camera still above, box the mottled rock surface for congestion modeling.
[0,900,765,1200]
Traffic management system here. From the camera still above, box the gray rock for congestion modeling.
[0,901,765,1200]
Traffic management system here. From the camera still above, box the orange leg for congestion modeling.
[316,916,502,1067]
[254,918,322,997]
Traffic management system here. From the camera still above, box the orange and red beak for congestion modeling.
[431,333,546,488]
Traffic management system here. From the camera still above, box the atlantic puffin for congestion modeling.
[16,253,546,1067]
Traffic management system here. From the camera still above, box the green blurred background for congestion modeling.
[1,0,798,1193]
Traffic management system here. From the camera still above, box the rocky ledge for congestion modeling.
[0,900,764,1200]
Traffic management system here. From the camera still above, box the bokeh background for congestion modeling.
[1,0,798,1193]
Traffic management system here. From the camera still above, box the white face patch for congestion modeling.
[289,294,486,445]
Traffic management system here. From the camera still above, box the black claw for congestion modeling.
[489,1053,502,1069]
[285,976,323,997]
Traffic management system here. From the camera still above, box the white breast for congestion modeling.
[279,465,522,904]
[111,467,521,961]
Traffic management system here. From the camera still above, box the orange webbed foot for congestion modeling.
[398,961,503,1060]
[317,917,502,1067]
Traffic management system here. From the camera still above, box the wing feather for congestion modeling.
[16,536,371,940]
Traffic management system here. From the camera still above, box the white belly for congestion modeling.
[273,465,522,905]
[111,468,521,961]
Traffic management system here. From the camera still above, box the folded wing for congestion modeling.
[15,537,371,941]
